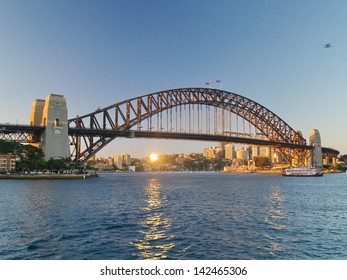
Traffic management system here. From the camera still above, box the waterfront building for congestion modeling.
[236,148,246,160]
[259,146,271,158]
[251,145,260,159]
[273,150,281,164]
[215,147,224,159]
[323,156,337,166]
[244,145,251,161]
[203,147,210,158]
[204,146,217,159]
[225,143,235,160]
[122,153,131,165]
[0,155,17,172]
[204,146,224,159]
[207,149,216,158]
[114,155,123,170]
[128,166,136,172]
[219,142,226,151]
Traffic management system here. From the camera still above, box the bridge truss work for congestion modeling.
[68,88,312,165]
[0,124,44,143]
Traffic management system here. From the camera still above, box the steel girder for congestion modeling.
[68,88,308,165]
[0,124,44,143]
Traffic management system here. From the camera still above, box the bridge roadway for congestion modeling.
[0,124,339,155]
[0,124,45,134]
[0,124,44,142]
[68,127,312,150]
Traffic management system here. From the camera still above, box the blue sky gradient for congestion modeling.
[1,0,346,157]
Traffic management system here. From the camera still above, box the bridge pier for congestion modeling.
[30,94,70,161]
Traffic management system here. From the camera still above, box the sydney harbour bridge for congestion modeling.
[0,87,339,166]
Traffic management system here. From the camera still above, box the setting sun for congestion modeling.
[150,153,159,161]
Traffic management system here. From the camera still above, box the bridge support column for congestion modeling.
[309,129,323,167]
[30,94,70,161]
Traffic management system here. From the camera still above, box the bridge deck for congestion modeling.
[68,128,312,150]
[0,124,339,156]
[0,124,44,134]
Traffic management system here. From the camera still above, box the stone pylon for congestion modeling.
[309,129,323,167]
[30,94,70,160]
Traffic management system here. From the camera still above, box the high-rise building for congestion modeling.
[243,145,251,161]
[215,148,224,159]
[203,146,220,159]
[219,142,226,151]
[236,148,245,160]
[251,145,260,159]
[259,146,272,158]
[113,155,123,169]
[225,143,235,160]
[122,153,131,165]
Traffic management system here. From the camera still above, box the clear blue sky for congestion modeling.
[1,0,346,158]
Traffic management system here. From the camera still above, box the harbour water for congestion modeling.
[1,172,347,260]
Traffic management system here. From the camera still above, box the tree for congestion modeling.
[0,140,78,172]
[183,159,194,171]
[254,156,272,168]
[339,155,347,164]
[0,140,22,155]
[47,158,68,171]
[16,159,34,172]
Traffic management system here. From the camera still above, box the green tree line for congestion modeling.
[0,140,74,172]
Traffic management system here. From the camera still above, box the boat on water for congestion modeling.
[282,167,323,177]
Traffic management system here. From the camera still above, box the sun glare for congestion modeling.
[150,153,159,161]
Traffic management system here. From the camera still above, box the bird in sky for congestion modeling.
[324,43,332,48]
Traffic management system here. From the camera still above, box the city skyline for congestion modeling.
[1,0,347,157]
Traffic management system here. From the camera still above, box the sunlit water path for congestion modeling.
[1,172,346,259]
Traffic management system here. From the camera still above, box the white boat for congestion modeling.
[282,167,323,177]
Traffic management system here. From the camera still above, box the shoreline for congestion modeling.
[1,169,342,179]
[0,173,99,179]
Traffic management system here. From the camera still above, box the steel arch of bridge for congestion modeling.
[68,88,308,165]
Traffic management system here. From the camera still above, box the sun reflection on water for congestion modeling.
[262,185,287,256]
[132,178,174,259]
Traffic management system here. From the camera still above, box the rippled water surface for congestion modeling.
[1,172,347,259]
